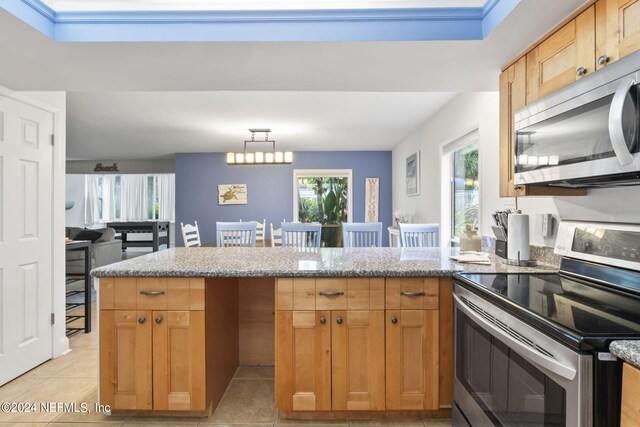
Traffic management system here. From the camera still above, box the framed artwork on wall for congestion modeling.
[218,184,248,205]
[406,151,420,196]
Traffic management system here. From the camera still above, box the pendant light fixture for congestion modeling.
[226,128,293,165]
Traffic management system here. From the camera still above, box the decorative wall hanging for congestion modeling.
[218,184,248,205]
[365,178,379,222]
[406,151,420,196]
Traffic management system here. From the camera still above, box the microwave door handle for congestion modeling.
[453,293,577,381]
[608,77,636,166]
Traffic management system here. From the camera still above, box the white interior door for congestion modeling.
[0,95,54,385]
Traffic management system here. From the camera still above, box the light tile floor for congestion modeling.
[0,309,451,427]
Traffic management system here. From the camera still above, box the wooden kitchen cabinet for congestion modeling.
[621,362,640,426]
[331,310,385,411]
[527,6,596,103]
[100,277,207,412]
[596,0,640,69]
[386,310,440,410]
[499,57,528,198]
[275,310,332,411]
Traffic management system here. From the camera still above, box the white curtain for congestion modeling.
[101,175,116,221]
[85,175,100,225]
[120,175,147,220]
[157,174,175,221]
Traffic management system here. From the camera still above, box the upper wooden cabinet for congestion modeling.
[499,57,528,198]
[596,0,640,69]
[527,6,596,103]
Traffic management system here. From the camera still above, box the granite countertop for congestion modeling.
[610,340,640,369]
[91,247,557,278]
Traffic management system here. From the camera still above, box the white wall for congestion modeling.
[65,174,86,227]
[392,92,640,248]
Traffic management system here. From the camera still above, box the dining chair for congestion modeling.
[399,223,440,248]
[342,222,382,248]
[270,223,283,247]
[216,221,258,247]
[255,219,266,246]
[181,221,201,247]
[281,222,322,249]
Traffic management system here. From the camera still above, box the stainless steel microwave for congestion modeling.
[513,51,640,188]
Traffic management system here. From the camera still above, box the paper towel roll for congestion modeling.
[507,214,530,262]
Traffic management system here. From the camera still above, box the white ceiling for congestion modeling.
[66,91,456,159]
[0,0,589,160]
[40,0,488,11]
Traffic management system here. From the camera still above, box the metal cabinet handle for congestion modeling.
[318,291,344,297]
[155,316,163,324]
[576,67,587,77]
[319,316,326,324]
[609,77,636,166]
[391,316,398,324]
[598,55,610,66]
[140,291,166,296]
[336,316,343,325]
[400,291,426,297]
[138,316,146,324]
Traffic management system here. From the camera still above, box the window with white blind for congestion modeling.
[441,130,480,244]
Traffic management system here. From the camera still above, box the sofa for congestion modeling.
[66,227,123,274]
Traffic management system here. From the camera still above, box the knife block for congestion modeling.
[495,240,508,259]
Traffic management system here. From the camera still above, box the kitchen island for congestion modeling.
[92,247,555,420]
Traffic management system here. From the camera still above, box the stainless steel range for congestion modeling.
[453,220,640,427]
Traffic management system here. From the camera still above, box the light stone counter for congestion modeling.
[610,340,640,369]
[91,247,557,278]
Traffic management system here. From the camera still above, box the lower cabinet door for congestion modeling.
[385,310,439,410]
[275,310,331,411]
[152,310,206,411]
[331,310,385,411]
[100,310,153,410]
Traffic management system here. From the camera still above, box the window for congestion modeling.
[293,169,352,247]
[442,130,480,243]
[85,174,175,224]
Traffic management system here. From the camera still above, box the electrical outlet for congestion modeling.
[540,214,554,237]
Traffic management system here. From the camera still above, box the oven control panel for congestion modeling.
[555,221,640,272]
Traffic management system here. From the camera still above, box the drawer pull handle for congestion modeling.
[336,316,343,325]
[401,291,426,297]
[155,316,163,324]
[319,291,344,297]
[319,316,327,324]
[138,316,146,324]
[140,291,166,296]
[391,316,398,324]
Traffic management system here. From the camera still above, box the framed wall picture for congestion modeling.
[218,184,248,205]
[406,151,420,196]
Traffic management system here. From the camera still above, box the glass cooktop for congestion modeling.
[456,272,640,350]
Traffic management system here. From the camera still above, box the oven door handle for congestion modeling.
[609,77,636,166]
[454,294,577,381]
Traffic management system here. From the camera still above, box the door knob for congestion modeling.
[576,67,587,77]
[391,316,398,324]
[138,316,146,324]
[319,316,326,324]
[336,317,343,325]
[155,316,163,324]
[598,55,610,66]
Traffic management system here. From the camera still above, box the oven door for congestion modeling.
[453,284,593,427]
[513,71,640,186]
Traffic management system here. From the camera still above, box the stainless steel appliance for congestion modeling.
[513,51,640,188]
[453,220,640,426]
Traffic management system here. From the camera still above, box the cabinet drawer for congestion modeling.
[101,277,205,310]
[276,278,385,310]
[385,278,439,310]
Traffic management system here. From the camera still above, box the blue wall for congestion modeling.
[175,151,393,246]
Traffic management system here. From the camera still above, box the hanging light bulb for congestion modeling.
[226,152,235,164]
